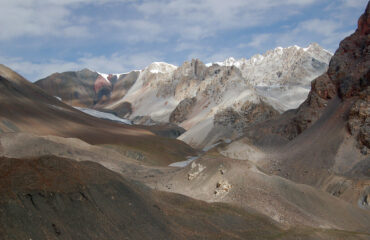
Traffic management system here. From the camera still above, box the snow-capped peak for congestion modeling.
[96,70,142,82]
[206,44,332,70]
[145,62,178,74]
[304,42,333,55]
[206,57,247,68]
[275,47,284,54]
[97,72,122,82]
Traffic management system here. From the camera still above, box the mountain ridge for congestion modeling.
[36,43,332,149]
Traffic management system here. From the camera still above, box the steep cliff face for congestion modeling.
[327,7,369,99]
[327,2,370,151]
[246,73,338,143]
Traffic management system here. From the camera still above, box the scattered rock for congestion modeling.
[219,165,225,175]
[188,162,206,181]
[124,151,146,161]
[214,180,232,196]
[363,194,369,206]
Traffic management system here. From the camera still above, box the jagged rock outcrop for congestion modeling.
[170,59,208,99]
[347,88,370,152]
[169,97,197,124]
[327,6,369,99]
[262,73,338,141]
[214,100,279,134]
[111,101,132,118]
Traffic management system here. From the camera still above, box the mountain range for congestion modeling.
[36,43,332,149]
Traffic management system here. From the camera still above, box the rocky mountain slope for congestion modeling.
[36,43,331,149]
[0,64,195,166]
[220,0,370,214]
[104,44,331,148]
[145,4,370,235]
[0,63,369,240]
[3,59,369,240]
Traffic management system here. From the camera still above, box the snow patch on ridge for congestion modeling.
[206,43,331,70]
[75,107,132,125]
[146,62,178,74]
[97,72,117,83]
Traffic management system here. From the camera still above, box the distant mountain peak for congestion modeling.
[205,43,332,69]
[144,62,177,74]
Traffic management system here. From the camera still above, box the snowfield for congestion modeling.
[75,107,132,125]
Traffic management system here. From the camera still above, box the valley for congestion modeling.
[0,2,369,239]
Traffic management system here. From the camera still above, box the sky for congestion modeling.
[0,0,368,82]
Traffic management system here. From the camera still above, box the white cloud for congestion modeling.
[0,1,78,40]
[247,34,271,48]
[134,0,320,40]
[0,0,133,40]
[300,19,340,37]
[103,19,165,42]
[0,0,332,44]
[341,0,368,8]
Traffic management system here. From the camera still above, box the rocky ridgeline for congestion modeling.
[246,2,369,152]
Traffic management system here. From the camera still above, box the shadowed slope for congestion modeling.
[220,2,370,209]
[1,155,369,240]
[35,69,98,107]
[0,64,195,166]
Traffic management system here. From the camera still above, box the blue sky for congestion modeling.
[0,0,367,81]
